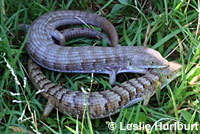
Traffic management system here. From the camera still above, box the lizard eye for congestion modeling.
[166,75,171,79]
[150,61,154,64]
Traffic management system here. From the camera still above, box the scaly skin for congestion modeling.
[26,10,169,85]
[28,59,182,119]
[19,25,111,45]
[60,27,111,45]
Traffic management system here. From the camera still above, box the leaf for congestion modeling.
[65,126,77,134]
[152,29,181,49]
[123,21,131,46]
[180,110,192,122]
[111,4,123,14]
[47,117,57,127]
[118,0,129,5]
[125,105,147,123]
[9,126,33,134]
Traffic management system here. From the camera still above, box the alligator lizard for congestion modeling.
[28,59,182,119]
[26,10,169,85]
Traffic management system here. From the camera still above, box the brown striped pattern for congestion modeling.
[28,59,182,119]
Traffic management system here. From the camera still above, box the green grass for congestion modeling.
[0,0,200,133]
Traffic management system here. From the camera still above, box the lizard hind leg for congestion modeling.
[41,97,56,121]
[142,91,152,106]
[123,97,143,108]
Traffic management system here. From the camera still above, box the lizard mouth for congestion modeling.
[138,65,168,69]
[118,68,148,74]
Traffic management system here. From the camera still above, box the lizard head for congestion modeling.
[151,61,182,88]
[126,47,169,73]
[141,61,182,106]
